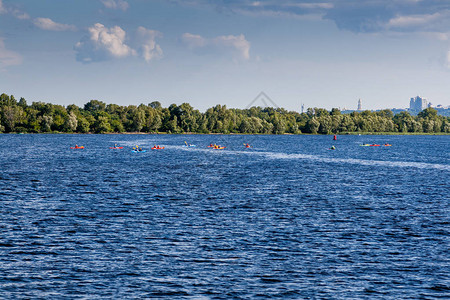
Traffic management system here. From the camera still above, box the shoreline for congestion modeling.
[3,132,449,136]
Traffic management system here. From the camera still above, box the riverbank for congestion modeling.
[2,131,449,135]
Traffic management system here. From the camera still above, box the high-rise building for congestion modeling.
[410,96,427,111]
[357,99,362,111]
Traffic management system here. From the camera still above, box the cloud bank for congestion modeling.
[0,0,30,19]
[100,0,129,11]
[33,18,77,31]
[74,23,162,63]
[182,33,250,60]
[175,0,450,35]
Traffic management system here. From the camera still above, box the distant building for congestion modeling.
[410,96,427,111]
[357,99,362,111]
[301,103,304,114]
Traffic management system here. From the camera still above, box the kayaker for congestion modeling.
[330,146,336,150]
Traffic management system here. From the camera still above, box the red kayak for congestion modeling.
[369,144,380,147]
[109,147,123,149]
[151,146,165,150]
[70,146,84,149]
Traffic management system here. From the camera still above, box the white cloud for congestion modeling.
[75,23,135,63]
[387,13,442,29]
[100,0,129,11]
[0,38,22,69]
[75,24,163,63]
[33,18,76,31]
[182,33,251,60]
[213,34,250,60]
[181,33,207,49]
[136,27,163,62]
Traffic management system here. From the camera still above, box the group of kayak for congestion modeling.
[70,142,252,152]
[70,144,165,151]
[71,139,392,153]
[132,145,165,152]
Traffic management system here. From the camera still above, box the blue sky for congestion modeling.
[1,0,450,111]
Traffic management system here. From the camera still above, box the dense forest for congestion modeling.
[1,93,449,134]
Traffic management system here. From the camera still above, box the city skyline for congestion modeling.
[1,0,450,111]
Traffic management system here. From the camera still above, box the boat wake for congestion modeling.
[257,151,450,171]
[176,147,449,171]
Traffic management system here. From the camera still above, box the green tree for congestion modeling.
[64,111,78,132]
[41,115,53,132]
[1,106,26,132]
[84,100,106,113]
[418,108,438,119]
[77,116,90,133]
[306,118,320,134]
[94,115,112,133]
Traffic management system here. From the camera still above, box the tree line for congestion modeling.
[1,93,449,134]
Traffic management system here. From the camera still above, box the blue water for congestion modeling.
[0,134,449,299]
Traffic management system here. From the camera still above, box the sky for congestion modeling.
[1,0,450,112]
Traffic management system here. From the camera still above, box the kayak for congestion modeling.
[384,144,392,146]
[132,150,147,153]
[70,146,84,149]
[151,147,165,150]
[370,144,381,147]
[212,146,226,150]
[360,144,371,147]
[109,147,123,149]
